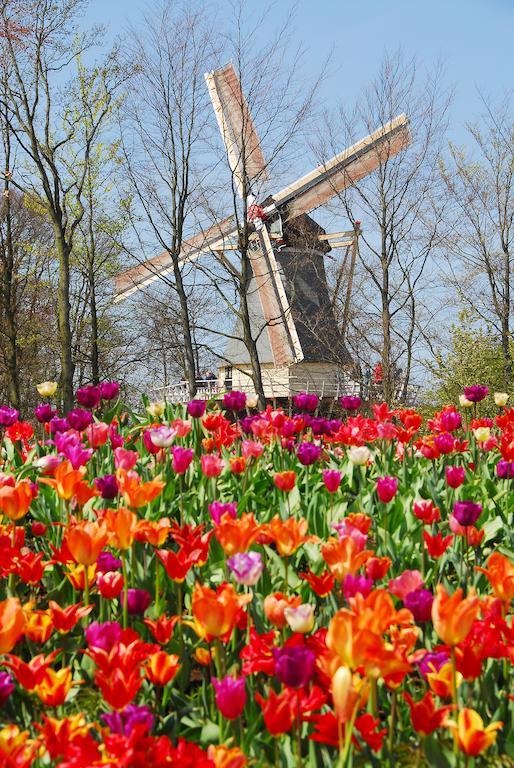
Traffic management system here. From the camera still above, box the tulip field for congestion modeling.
[0,384,514,767]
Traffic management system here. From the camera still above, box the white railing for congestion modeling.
[149,376,420,406]
[150,379,222,403]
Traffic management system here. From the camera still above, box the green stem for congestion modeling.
[388,689,397,762]
[83,564,90,607]
[122,552,128,629]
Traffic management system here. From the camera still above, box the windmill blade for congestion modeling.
[205,63,268,198]
[250,225,304,367]
[273,114,410,220]
[114,216,238,302]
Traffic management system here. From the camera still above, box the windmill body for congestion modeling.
[114,63,411,401]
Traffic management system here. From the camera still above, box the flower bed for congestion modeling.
[0,385,513,767]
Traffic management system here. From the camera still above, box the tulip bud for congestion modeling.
[494,392,509,407]
[459,395,473,408]
[332,666,352,720]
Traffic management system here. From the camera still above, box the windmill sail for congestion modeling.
[205,63,268,197]
[114,216,237,302]
[273,114,410,219]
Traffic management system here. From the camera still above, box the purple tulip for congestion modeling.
[310,418,329,436]
[227,551,263,586]
[453,500,482,527]
[85,621,122,651]
[340,395,362,411]
[34,403,57,424]
[95,474,119,500]
[293,392,319,412]
[463,385,489,403]
[187,399,207,418]
[102,704,154,736]
[0,671,14,706]
[109,424,124,449]
[496,460,514,480]
[273,646,315,688]
[76,385,101,409]
[296,441,322,466]
[342,573,373,599]
[417,651,450,678]
[67,408,93,431]
[212,675,247,719]
[127,589,151,615]
[0,406,19,427]
[404,588,434,623]
[96,551,122,573]
[209,501,237,525]
[223,391,247,412]
[49,416,69,434]
[99,381,120,401]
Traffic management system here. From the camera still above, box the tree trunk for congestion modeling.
[501,314,512,391]
[55,232,75,411]
[172,256,197,398]
[1,177,20,409]
[240,288,266,409]
[88,263,100,385]
[381,253,393,403]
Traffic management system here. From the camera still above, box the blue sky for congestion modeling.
[86,0,514,145]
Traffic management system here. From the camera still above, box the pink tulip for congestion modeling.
[376,476,398,503]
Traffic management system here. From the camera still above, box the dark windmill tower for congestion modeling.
[114,63,410,402]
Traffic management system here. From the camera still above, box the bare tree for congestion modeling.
[441,97,514,390]
[320,51,451,402]
[118,1,216,399]
[0,0,125,408]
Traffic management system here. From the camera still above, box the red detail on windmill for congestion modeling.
[247,204,267,223]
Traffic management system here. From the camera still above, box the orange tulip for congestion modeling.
[35,667,74,707]
[0,598,25,653]
[39,461,86,501]
[73,481,99,509]
[321,536,373,581]
[263,515,312,557]
[146,651,180,685]
[192,582,250,640]
[476,552,514,606]
[448,708,502,756]
[432,585,480,645]
[135,518,171,546]
[65,520,108,566]
[208,745,248,768]
[104,507,138,550]
[116,468,165,508]
[214,513,261,556]
[0,480,33,521]
[229,457,246,474]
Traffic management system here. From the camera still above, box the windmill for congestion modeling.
[115,63,410,401]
